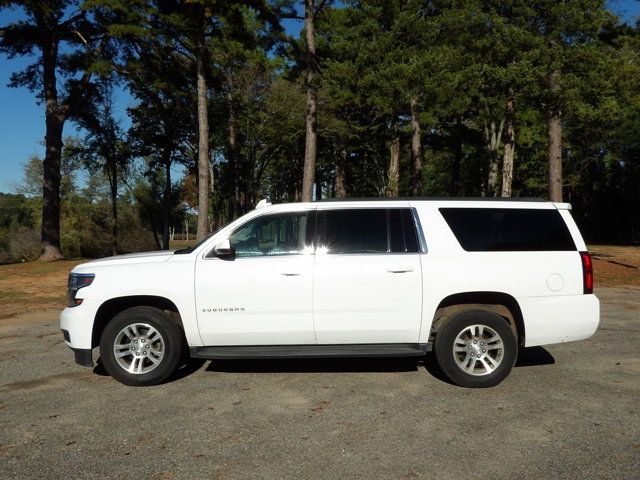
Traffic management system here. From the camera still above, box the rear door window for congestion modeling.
[317,209,387,254]
[439,208,576,251]
[317,208,420,254]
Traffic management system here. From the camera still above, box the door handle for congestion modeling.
[386,267,414,273]
[280,272,302,276]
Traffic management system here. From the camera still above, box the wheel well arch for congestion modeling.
[92,295,182,348]
[430,291,525,346]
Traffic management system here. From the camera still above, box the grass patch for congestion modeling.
[0,259,83,278]
[0,259,84,318]
[169,240,196,250]
[0,289,28,304]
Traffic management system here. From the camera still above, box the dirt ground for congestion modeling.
[590,245,640,287]
[1,287,638,479]
[0,246,638,321]
[0,247,638,479]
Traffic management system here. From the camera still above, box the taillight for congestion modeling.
[580,252,593,294]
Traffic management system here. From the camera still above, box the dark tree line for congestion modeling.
[1,0,639,261]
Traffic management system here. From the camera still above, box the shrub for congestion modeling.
[8,227,40,262]
[0,227,40,264]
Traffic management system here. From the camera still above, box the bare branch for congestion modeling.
[73,30,89,48]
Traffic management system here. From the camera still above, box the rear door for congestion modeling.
[312,207,423,344]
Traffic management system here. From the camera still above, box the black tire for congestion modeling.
[433,310,517,388]
[99,306,183,386]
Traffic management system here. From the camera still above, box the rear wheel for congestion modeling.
[99,306,183,386]
[434,310,517,388]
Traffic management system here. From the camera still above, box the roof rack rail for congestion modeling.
[315,197,546,202]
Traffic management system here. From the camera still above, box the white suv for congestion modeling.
[60,198,599,388]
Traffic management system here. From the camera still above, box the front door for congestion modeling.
[195,209,316,346]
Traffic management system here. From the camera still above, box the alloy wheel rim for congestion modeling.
[452,324,504,376]
[113,323,165,375]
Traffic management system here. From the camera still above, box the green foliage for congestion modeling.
[1,153,160,264]
[131,165,187,247]
[0,193,34,230]
[0,0,112,113]
[0,193,39,263]
[2,0,640,253]
[60,193,156,258]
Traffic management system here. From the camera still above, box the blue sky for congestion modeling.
[1,1,639,193]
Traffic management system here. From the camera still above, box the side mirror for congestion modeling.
[211,239,236,260]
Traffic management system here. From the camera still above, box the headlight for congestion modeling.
[67,273,95,307]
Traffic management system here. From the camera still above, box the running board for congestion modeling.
[190,343,428,360]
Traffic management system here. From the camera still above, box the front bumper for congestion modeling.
[61,327,93,367]
[60,300,99,367]
[71,346,93,367]
[60,300,98,349]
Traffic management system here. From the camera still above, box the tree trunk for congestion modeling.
[335,148,347,198]
[387,138,400,197]
[41,112,65,260]
[196,27,210,241]
[410,97,423,196]
[37,15,104,260]
[227,88,239,220]
[450,116,462,196]
[548,69,562,202]
[485,118,504,197]
[110,158,118,256]
[151,222,161,250]
[162,148,171,250]
[301,0,318,202]
[501,95,515,197]
[208,160,215,231]
[40,36,64,261]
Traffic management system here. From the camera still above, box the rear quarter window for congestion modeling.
[439,208,576,252]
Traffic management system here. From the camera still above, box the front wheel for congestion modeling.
[99,306,183,386]
[433,310,517,388]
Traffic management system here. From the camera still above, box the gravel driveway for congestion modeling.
[1,287,638,479]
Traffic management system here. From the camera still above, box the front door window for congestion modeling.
[230,212,311,257]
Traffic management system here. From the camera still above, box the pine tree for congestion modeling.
[0,0,111,259]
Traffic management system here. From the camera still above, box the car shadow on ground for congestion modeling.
[205,356,421,374]
[423,346,555,385]
[92,356,209,382]
[515,346,555,367]
[93,346,555,385]
[93,359,108,376]
[205,346,554,375]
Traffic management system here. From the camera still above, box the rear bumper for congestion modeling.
[520,294,600,347]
